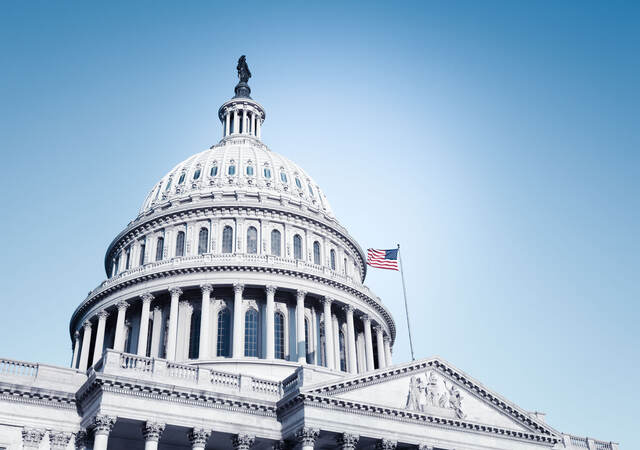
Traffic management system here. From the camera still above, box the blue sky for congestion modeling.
[0,1,638,447]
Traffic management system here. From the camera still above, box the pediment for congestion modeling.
[302,357,559,438]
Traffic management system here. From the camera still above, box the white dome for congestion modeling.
[140,136,334,219]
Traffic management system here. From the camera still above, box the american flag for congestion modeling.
[367,248,399,271]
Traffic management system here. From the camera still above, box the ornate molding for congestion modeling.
[169,286,183,297]
[141,292,155,303]
[295,427,319,446]
[180,300,194,313]
[97,309,109,320]
[49,431,73,449]
[296,289,307,299]
[342,304,354,314]
[265,284,277,295]
[361,313,371,322]
[21,428,45,447]
[232,433,255,449]
[372,324,382,334]
[233,283,245,294]
[92,414,117,436]
[200,283,214,294]
[116,300,130,311]
[188,428,211,446]
[142,422,165,442]
[336,433,359,449]
[375,439,397,450]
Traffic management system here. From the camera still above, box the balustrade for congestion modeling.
[0,359,38,378]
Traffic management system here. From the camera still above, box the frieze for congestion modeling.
[0,383,77,409]
[405,371,465,419]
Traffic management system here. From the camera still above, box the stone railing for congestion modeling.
[0,358,38,378]
[562,434,618,450]
[96,350,282,401]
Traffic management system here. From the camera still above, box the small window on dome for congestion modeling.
[264,168,271,179]
[280,172,288,183]
[228,165,236,176]
[295,177,302,189]
[193,168,201,180]
[178,173,186,184]
[308,184,314,197]
[165,179,172,191]
[246,166,254,176]
[210,165,218,177]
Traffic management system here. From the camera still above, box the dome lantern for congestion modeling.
[218,55,265,140]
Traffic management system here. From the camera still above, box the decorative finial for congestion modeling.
[234,55,252,99]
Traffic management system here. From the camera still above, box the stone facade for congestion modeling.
[0,61,617,450]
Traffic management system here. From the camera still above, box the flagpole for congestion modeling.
[397,244,415,361]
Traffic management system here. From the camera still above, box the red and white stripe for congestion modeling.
[367,248,399,271]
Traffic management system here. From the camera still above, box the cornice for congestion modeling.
[70,262,395,343]
[0,381,77,410]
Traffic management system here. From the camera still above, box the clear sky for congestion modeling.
[1,1,637,447]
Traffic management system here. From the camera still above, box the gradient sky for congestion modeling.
[1,1,638,447]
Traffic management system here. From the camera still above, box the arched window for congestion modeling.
[222,226,233,253]
[339,330,347,372]
[113,258,119,277]
[308,184,314,197]
[216,308,231,357]
[244,309,259,357]
[165,178,172,191]
[293,234,303,260]
[313,241,321,265]
[210,165,218,177]
[175,231,185,257]
[280,172,288,183]
[246,166,254,176]
[193,168,201,180]
[330,249,336,270]
[198,228,209,255]
[274,312,285,359]
[270,229,281,256]
[155,237,164,261]
[178,173,186,184]
[304,318,312,364]
[343,257,347,274]
[228,165,236,176]
[124,247,131,270]
[295,177,302,189]
[246,226,258,254]
[145,317,153,357]
[139,240,146,266]
[263,167,271,179]
[188,310,201,359]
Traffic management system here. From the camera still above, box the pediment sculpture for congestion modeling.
[405,371,465,419]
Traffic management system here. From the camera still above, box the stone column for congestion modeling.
[374,325,385,369]
[137,293,154,356]
[265,285,276,359]
[332,314,340,369]
[49,431,73,450]
[78,320,92,371]
[166,287,183,361]
[189,428,211,450]
[150,305,163,358]
[322,297,335,370]
[344,306,357,373]
[384,335,392,366]
[256,115,261,139]
[233,110,239,134]
[232,283,245,358]
[225,111,230,136]
[199,284,213,359]
[113,300,130,352]
[296,290,307,363]
[336,433,359,450]
[71,330,81,369]
[296,427,319,450]
[142,422,165,450]
[92,310,109,365]
[21,428,45,449]
[232,434,255,450]
[242,109,247,134]
[91,415,117,450]
[376,439,397,450]
[178,300,194,360]
[362,314,374,372]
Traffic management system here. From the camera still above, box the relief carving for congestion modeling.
[405,371,465,419]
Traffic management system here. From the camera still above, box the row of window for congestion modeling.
[115,226,349,276]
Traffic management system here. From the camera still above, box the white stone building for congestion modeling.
[0,58,618,450]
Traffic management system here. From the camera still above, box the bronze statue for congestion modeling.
[237,55,251,83]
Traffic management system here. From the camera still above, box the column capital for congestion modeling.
[322,296,333,306]
[372,324,382,334]
[375,439,397,450]
[180,300,194,313]
[336,433,359,449]
[74,330,80,339]
[383,335,391,344]
[97,309,110,320]
[361,313,371,323]
[296,289,307,299]
[265,285,277,295]
[21,428,45,447]
[169,286,183,297]
[83,320,92,330]
[116,300,130,311]
[153,305,162,313]
[295,427,320,446]
[342,304,354,314]
[418,445,433,450]
[142,422,165,442]
[200,283,214,294]
[91,414,117,436]
[141,292,154,304]
[188,428,211,446]
[233,283,245,294]
[49,431,73,449]
[231,434,255,450]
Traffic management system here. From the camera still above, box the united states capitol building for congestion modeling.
[0,58,618,450]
